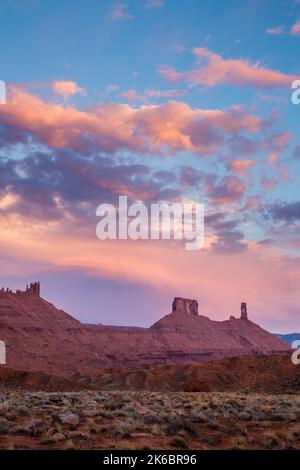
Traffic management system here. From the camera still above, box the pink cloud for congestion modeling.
[205,176,245,205]
[291,19,300,35]
[0,85,261,156]
[273,132,291,148]
[159,47,297,88]
[229,160,254,174]
[261,176,277,191]
[266,26,285,35]
[121,89,144,102]
[244,196,261,209]
[52,80,85,98]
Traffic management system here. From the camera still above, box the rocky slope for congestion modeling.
[0,285,290,376]
[73,355,300,394]
[0,355,298,395]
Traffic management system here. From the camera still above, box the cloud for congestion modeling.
[266,26,285,35]
[226,134,260,157]
[0,149,181,226]
[0,86,261,157]
[144,0,164,8]
[121,89,144,102]
[0,144,251,257]
[292,145,300,160]
[52,80,85,98]
[291,18,300,35]
[145,88,188,98]
[205,175,245,205]
[272,132,291,148]
[159,47,297,89]
[106,84,119,93]
[121,88,188,102]
[206,212,246,254]
[229,159,254,174]
[268,201,300,223]
[172,44,185,53]
[180,166,203,187]
[1,196,300,331]
[261,176,277,191]
[0,145,249,258]
[110,2,132,20]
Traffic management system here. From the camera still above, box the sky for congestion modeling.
[0,0,300,332]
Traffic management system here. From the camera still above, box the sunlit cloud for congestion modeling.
[52,80,85,98]
[0,85,261,156]
[159,47,298,88]
[291,18,300,35]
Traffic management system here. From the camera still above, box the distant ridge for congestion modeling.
[0,283,290,377]
[274,333,300,345]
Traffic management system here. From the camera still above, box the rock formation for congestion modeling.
[172,297,199,316]
[0,284,290,376]
[241,302,248,320]
[0,282,40,297]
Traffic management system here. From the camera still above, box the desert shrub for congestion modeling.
[169,436,188,449]
[259,431,280,449]
[191,411,209,423]
[164,417,194,436]
[239,387,251,395]
[228,436,247,450]
[143,413,163,425]
[99,410,114,419]
[114,421,136,439]
[292,425,300,438]
[0,401,10,416]
[226,399,240,409]
[150,424,163,436]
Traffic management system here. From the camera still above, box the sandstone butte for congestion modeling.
[0,282,290,377]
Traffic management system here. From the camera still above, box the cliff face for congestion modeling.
[0,286,290,377]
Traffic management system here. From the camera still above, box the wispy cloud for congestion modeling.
[106,84,119,93]
[110,2,132,20]
[159,47,297,89]
[121,88,188,102]
[145,88,188,98]
[121,89,144,102]
[172,44,185,53]
[144,0,164,9]
[266,25,285,36]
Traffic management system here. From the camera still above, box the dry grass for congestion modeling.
[0,388,299,449]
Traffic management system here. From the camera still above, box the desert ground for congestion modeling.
[0,388,300,450]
